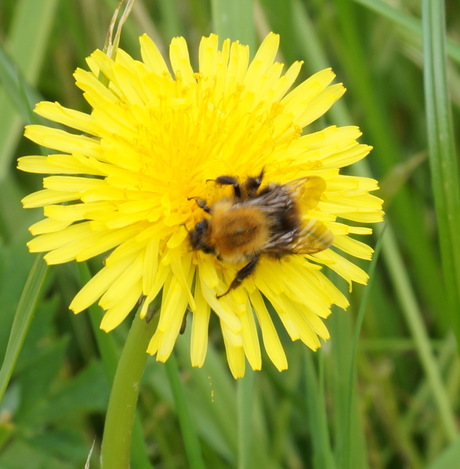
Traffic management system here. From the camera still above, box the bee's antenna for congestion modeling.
[258,167,265,180]
[188,196,211,213]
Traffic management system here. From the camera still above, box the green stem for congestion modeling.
[100,310,157,469]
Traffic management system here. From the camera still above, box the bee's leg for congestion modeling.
[217,255,260,299]
[244,168,264,196]
[188,197,211,213]
[209,175,242,199]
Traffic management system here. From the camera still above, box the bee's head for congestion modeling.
[188,219,215,254]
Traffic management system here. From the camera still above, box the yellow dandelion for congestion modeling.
[18,33,383,378]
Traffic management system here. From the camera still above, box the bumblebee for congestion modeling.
[188,170,333,298]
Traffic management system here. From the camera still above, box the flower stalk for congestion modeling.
[100,308,157,469]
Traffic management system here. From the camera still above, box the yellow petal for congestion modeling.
[140,34,171,77]
[333,235,374,260]
[169,36,195,85]
[190,275,211,367]
[100,287,141,332]
[25,125,100,157]
[244,32,279,88]
[240,300,262,370]
[34,101,97,135]
[156,277,189,361]
[29,218,71,235]
[250,290,287,371]
[70,256,134,313]
[221,323,245,379]
[22,189,79,208]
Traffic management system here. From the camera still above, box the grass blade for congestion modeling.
[422,0,460,341]
[165,353,206,469]
[355,0,460,64]
[0,0,59,179]
[211,0,256,49]
[237,370,254,469]
[304,352,336,469]
[342,227,386,469]
[0,254,48,401]
[427,437,460,469]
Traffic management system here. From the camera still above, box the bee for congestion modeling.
[188,170,333,298]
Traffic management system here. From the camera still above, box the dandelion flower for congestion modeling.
[18,33,383,378]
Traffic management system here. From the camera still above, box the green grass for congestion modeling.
[1,0,460,467]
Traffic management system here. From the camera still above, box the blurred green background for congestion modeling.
[1,0,460,468]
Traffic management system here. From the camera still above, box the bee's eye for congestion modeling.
[195,220,208,232]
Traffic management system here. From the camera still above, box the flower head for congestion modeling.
[18,33,383,378]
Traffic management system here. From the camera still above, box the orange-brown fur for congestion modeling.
[206,201,269,263]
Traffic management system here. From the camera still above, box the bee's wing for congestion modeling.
[291,219,334,254]
[244,176,325,212]
[244,184,292,211]
[263,219,333,256]
[246,176,333,256]
[285,177,333,253]
[286,176,326,211]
